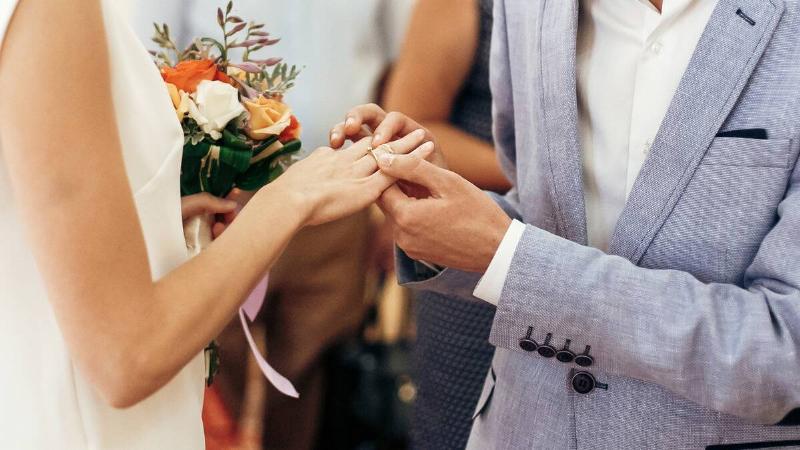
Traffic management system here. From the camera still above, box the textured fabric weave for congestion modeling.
[413,295,496,450]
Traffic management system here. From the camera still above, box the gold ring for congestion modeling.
[369,143,394,161]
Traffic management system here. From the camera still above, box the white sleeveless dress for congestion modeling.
[0,1,205,448]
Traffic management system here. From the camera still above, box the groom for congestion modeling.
[334,0,800,448]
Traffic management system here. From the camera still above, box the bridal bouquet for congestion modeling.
[150,2,301,396]
[151,2,302,252]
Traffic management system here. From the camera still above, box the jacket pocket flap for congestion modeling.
[702,137,793,168]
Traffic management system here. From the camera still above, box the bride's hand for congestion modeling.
[267,129,433,227]
[180,193,239,238]
[180,193,238,221]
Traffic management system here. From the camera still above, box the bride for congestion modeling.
[0,0,433,447]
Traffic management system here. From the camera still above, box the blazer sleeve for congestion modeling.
[489,158,800,425]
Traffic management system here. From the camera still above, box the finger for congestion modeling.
[329,122,347,148]
[181,193,237,220]
[384,128,427,155]
[352,137,435,178]
[375,183,411,220]
[376,184,411,212]
[221,188,246,225]
[345,103,386,136]
[340,136,375,161]
[330,104,386,147]
[212,221,227,239]
[376,143,447,195]
[372,111,426,147]
[329,122,373,149]
[330,124,372,149]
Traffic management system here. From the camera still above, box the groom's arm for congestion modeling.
[483,165,800,424]
[385,132,800,426]
[395,0,522,293]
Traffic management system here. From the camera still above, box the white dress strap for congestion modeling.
[0,0,19,49]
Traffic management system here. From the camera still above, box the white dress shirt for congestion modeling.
[474,0,720,304]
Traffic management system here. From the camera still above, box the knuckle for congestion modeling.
[394,207,414,228]
[443,169,461,183]
[386,111,403,122]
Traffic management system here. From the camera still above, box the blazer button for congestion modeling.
[574,345,594,367]
[571,371,596,395]
[519,326,539,352]
[537,333,556,358]
[556,339,575,363]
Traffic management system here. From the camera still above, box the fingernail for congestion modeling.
[420,141,435,154]
[378,153,394,167]
[414,129,425,138]
[330,132,339,142]
[225,200,238,208]
[345,117,356,127]
[372,133,383,144]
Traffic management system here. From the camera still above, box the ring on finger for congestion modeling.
[368,143,394,162]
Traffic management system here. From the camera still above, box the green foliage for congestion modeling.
[181,136,303,197]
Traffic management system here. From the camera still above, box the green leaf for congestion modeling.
[252,135,279,157]
[181,141,252,197]
[217,144,252,173]
[222,129,251,151]
[200,37,225,56]
[235,140,302,191]
[263,139,301,166]
[235,158,271,191]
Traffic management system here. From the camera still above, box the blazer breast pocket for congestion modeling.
[701,137,794,168]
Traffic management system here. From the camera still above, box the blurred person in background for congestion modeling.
[131,1,414,449]
[380,0,510,448]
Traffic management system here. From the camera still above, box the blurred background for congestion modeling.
[128,1,508,449]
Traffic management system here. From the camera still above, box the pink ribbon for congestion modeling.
[238,275,299,398]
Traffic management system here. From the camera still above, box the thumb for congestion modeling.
[376,143,446,196]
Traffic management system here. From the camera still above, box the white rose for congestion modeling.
[189,80,246,140]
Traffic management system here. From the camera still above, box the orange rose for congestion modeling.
[214,70,232,85]
[279,115,302,142]
[161,59,230,93]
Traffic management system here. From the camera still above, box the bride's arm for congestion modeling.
[0,0,431,408]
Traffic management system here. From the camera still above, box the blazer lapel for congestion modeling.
[608,0,785,263]
[539,0,587,245]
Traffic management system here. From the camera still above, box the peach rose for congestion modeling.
[244,96,292,140]
[165,83,186,121]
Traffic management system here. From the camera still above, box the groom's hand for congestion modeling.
[329,103,447,170]
[375,151,511,273]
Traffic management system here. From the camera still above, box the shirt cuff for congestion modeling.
[473,219,526,305]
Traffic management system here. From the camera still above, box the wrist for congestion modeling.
[253,182,309,230]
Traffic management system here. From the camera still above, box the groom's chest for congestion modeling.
[505,0,800,284]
